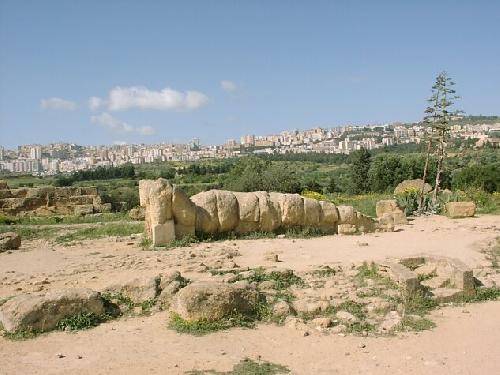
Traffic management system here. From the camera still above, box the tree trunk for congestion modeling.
[419,136,432,211]
[432,130,445,203]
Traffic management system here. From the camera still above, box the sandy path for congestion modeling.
[0,301,499,374]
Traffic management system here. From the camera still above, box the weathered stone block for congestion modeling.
[171,282,258,322]
[445,201,476,218]
[73,204,94,216]
[0,288,105,333]
[152,221,175,246]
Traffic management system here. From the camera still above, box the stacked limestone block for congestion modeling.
[140,179,378,246]
[375,200,408,231]
[0,180,111,216]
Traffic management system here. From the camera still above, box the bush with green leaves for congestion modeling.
[223,157,301,193]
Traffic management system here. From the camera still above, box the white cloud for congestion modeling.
[91,112,155,136]
[136,125,156,136]
[88,96,104,111]
[220,80,237,93]
[40,97,77,110]
[104,86,208,111]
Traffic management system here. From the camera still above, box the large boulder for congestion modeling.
[191,190,219,234]
[255,191,281,232]
[337,205,356,224]
[171,282,259,322]
[445,202,476,218]
[0,232,21,251]
[172,186,196,238]
[271,193,304,228]
[215,190,239,232]
[318,201,339,233]
[303,198,321,227]
[0,288,105,333]
[191,190,239,234]
[394,179,432,195]
[234,192,260,234]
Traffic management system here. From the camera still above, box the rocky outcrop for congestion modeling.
[170,281,259,322]
[0,288,105,333]
[0,232,21,251]
[394,179,432,195]
[445,201,476,218]
[0,182,110,217]
[139,179,379,245]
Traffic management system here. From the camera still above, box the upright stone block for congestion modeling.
[152,220,175,246]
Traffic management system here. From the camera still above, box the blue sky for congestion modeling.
[1,0,499,148]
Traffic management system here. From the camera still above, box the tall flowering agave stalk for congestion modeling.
[419,71,462,211]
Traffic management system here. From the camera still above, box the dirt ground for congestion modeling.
[1,214,499,374]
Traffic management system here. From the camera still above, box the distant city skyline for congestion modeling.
[1,1,499,148]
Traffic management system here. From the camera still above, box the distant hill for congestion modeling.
[450,115,500,125]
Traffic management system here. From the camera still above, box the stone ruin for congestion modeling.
[139,178,392,246]
[379,255,476,302]
[0,180,111,216]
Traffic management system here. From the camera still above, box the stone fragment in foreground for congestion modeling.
[171,281,258,322]
[0,232,21,251]
[0,288,105,333]
[445,201,476,218]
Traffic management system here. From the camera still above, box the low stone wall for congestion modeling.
[139,178,378,246]
[0,180,111,216]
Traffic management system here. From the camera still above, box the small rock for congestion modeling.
[336,311,359,324]
[311,317,332,329]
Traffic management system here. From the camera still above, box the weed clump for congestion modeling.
[186,357,290,374]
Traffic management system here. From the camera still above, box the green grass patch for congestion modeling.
[355,262,398,289]
[3,328,42,340]
[398,316,436,332]
[169,312,256,336]
[461,287,500,303]
[54,222,144,244]
[57,312,105,331]
[0,225,62,240]
[310,265,337,278]
[239,268,305,290]
[403,290,438,316]
[4,212,128,226]
[186,358,290,375]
